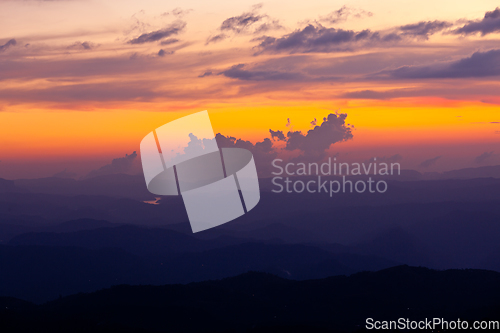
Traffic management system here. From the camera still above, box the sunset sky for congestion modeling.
[1,0,499,179]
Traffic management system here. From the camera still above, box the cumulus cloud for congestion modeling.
[419,156,441,168]
[128,21,186,44]
[399,20,452,39]
[0,39,16,52]
[216,133,278,176]
[269,129,286,141]
[216,113,354,175]
[84,151,138,179]
[474,151,495,164]
[454,7,500,36]
[285,113,353,159]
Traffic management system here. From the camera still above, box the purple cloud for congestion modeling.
[454,7,500,36]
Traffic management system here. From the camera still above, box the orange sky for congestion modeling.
[0,0,499,178]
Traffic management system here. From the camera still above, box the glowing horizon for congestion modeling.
[1,0,499,178]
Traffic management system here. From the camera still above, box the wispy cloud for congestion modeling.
[319,5,373,24]
[0,39,16,52]
[206,4,282,44]
[128,21,186,44]
[67,41,95,50]
[218,63,306,81]
[399,20,452,39]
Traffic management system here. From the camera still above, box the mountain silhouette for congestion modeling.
[2,266,500,332]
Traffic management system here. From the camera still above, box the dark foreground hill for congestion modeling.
[1,266,500,332]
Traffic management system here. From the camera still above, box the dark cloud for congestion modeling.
[399,20,452,39]
[158,49,174,57]
[254,16,459,54]
[475,151,495,164]
[254,25,391,54]
[269,129,286,141]
[128,21,186,44]
[160,38,179,45]
[374,49,500,79]
[454,7,500,36]
[419,156,441,168]
[218,63,306,81]
[0,39,16,52]
[320,6,373,24]
[377,32,402,42]
[84,152,138,179]
[220,11,265,33]
[212,59,344,82]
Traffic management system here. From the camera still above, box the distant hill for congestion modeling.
[0,237,397,303]
[12,174,153,200]
[439,165,500,179]
[2,164,500,201]
[46,218,117,233]
[0,178,20,193]
[2,266,500,332]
